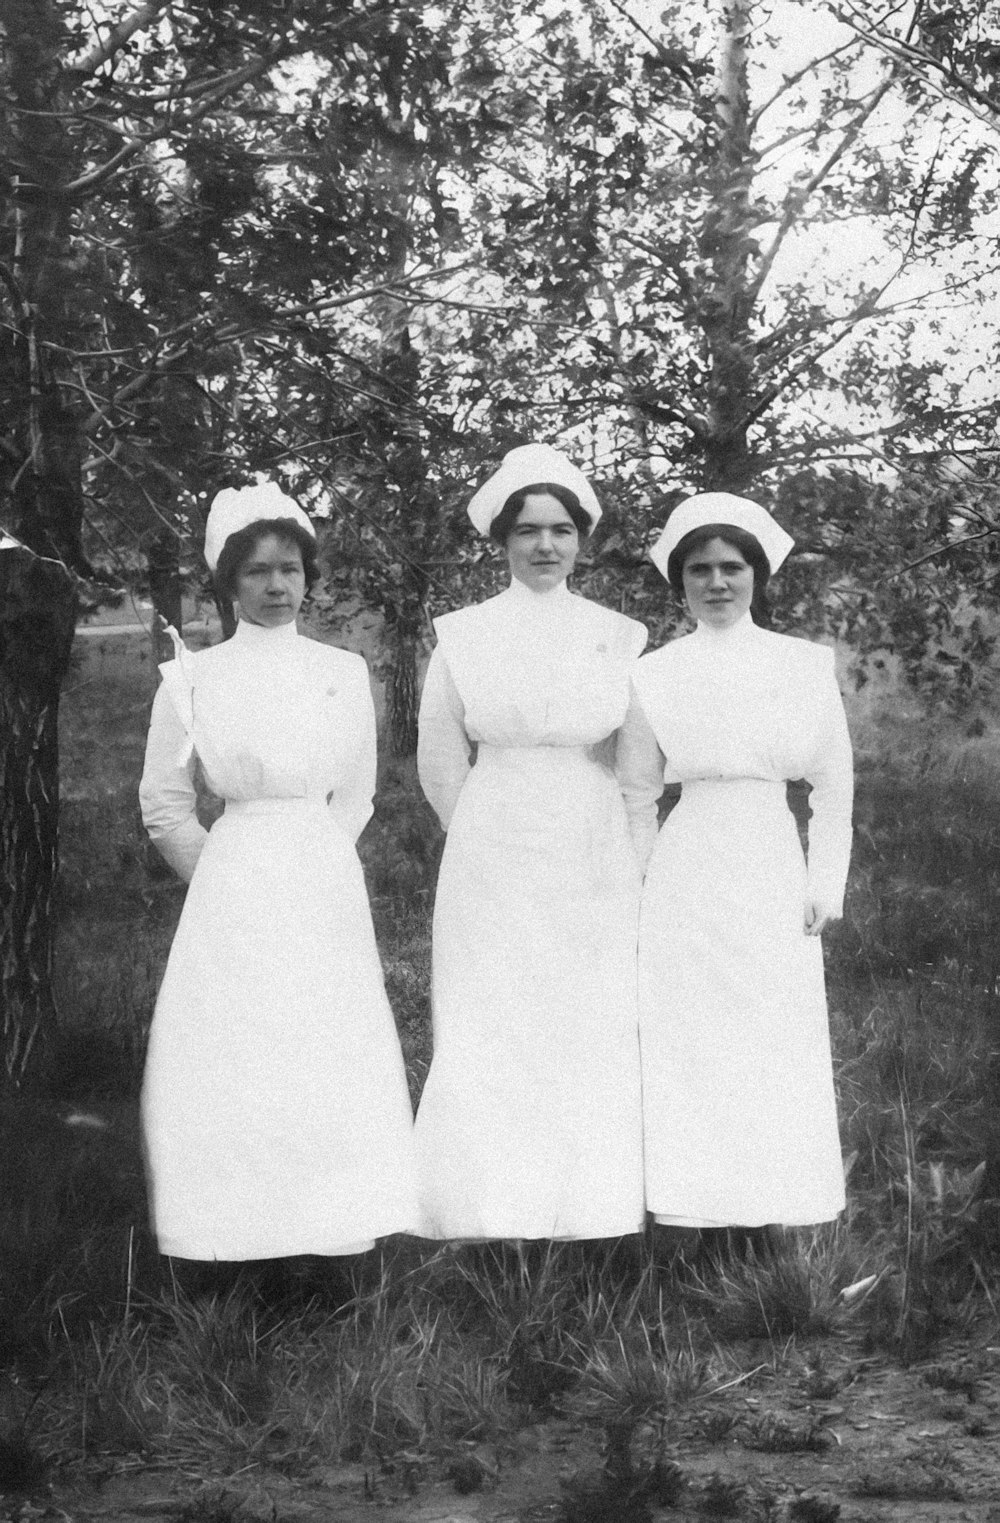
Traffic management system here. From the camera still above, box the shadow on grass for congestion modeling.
[0,1098,152,1365]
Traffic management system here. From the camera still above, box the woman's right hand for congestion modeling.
[803,898,839,937]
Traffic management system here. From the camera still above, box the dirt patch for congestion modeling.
[15,1329,999,1523]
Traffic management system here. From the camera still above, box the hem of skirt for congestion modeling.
[414,1220,646,1242]
[651,1208,844,1229]
[154,1226,415,1260]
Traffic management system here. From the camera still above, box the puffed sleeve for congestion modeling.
[138,680,209,883]
[327,656,378,843]
[804,659,854,917]
[417,645,472,831]
[616,683,665,873]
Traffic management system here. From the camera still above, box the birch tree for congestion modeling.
[415,0,1000,654]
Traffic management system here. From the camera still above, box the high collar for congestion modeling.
[232,615,300,646]
[691,611,759,645]
[503,575,572,606]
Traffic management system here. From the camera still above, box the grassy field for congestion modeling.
[1,633,999,1511]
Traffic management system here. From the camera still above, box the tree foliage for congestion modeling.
[3,0,1000,1080]
[0,0,478,1082]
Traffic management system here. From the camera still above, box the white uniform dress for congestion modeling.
[138,617,418,1260]
[619,614,853,1228]
[414,577,648,1240]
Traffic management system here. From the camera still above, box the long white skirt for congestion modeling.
[141,799,418,1260]
[414,744,645,1240]
[639,779,845,1228]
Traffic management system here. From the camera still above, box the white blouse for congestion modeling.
[417,578,647,828]
[139,618,377,881]
[618,614,853,914]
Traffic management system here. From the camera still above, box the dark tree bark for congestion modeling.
[0,379,83,1086]
[0,0,86,1085]
[386,601,422,757]
[0,549,77,1088]
[373,302,438,758]
[148,530,183,664]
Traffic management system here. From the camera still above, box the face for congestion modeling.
[504,492,580,592]
[233,533,306,627]
[681,536,755,629]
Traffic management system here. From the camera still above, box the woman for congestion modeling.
[139,482,417,1261]
[619,493,853,1230]
[414,443,648,1241]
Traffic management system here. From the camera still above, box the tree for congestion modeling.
[395,0,1000,654]
[834,0,1000,136]
[5,0,1000,1083]
[0,0,471,1085]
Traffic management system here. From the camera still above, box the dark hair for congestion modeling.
[214,518,320,600]
[667,523,772,623]
[667,523,770,593]
[489,482,593,546]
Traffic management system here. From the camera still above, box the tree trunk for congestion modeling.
[0,389,84,1089]
[0,549,76,1088]
[148,529,183,664]
[698,0,755,491]
[371,316,436,758]
[387,607,420,757]
[0,0,86,1086]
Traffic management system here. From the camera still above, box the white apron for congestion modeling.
[414,580,647,1240]
[138,619,417,1260]
[624,615,853,1227]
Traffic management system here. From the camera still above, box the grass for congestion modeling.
[1,641,999,1489]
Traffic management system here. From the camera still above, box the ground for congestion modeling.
[9,1330,997,1523]
[9,604,995,1523]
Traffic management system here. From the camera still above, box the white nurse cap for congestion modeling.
[649,492,794,580]
[204,482,315,571]
[466,443,603,537]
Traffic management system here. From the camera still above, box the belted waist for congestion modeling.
[224,797,327,818]
[476,741,607,767]
[682,777,785,794]
[677,778,790,816]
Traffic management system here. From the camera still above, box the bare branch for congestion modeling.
[67,0,171,77]
[750,76,897,302]
[600,0,704,97]
[879,526,999,581]
[832,0,1000,135]
[749,38,861,132]
[60,48,293,199]
[71,268,473,434]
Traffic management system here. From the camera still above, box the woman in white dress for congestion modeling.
[414,443,648,1241]
[619,493,853,1231]
[139,482,417,1261]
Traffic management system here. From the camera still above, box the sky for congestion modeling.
[647,0,1000,449]
[63,0,1000,465]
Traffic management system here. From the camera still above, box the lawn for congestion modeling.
[1,630,998,1521]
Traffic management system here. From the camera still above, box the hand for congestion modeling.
[804,898,839,937]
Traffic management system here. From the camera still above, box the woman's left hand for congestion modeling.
[803,899,839,937]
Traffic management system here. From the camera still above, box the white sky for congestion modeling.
[661,2,1000,443]
[85,0,1000,461]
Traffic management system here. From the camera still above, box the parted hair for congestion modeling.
[213,518,321,601]
[667,523,771,593]
[667,523,772,623]
[489,483,594,546]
